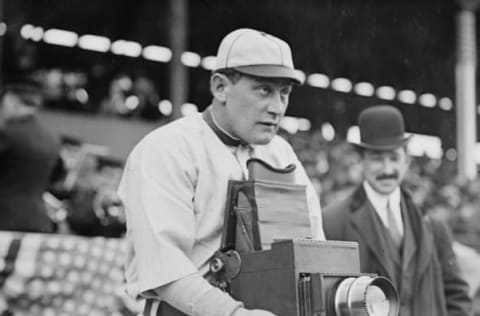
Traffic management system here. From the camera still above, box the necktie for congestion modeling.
[387,201,403,248]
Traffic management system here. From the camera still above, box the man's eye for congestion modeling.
[390,155,400,162]
[259,86,271,95]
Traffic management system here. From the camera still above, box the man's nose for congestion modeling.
[382,158,395,173]
[267,92,287,115]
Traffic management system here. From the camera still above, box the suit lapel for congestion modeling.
[349,187,393,274]
[348,187,434,292]
[398,189,434,277]
[400,196,416,271]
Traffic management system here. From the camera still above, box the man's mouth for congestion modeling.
[376,174,398,181]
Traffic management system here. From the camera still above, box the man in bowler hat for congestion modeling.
[323,105,472,316]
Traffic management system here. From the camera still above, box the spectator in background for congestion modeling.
[323,105,472,316]
[0,76,61,233]
[67,155,126,238]
[118,28,324,316]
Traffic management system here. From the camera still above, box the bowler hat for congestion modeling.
[214,28,303,84]
[352,105,412,151]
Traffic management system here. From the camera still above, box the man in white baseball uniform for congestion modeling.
[118,28,325,316]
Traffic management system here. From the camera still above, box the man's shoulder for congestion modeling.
[151,114,203,138]
[128,114,205,159]
[322,189,358,240]
[140,114,204,146]
[323,188,357,218]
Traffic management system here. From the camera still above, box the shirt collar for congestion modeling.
[363,181,401,211]
[203,106,245,147]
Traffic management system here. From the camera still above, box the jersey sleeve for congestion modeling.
[118,133,199,293]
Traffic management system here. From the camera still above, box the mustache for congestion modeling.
[376,173,398,181]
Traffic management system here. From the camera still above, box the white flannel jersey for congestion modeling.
[117,112,325,297]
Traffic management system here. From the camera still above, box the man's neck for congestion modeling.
[203,105,244,146]
[363,181,401,209]
[210,106,241,142]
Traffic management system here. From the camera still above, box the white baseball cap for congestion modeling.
[214,28,303,84]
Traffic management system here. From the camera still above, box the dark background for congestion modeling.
[0,0,469,145]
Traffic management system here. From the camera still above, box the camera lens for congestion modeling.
[334,276,399,316]
[365,285,389,315]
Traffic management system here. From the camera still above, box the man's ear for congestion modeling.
[210,73,230,103]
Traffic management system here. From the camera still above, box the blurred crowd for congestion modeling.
[36,69,167,121]
[282,130,480,251]
[48,125,480,254]
[24,68,480,254]
[4,103,474,314]
[19,70,480,244]
[47,137,126,238]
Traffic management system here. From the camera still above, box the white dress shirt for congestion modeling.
[363,182,404,237]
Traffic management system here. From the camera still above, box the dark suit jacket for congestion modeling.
[0,116,58,233]
[323,186,472,316]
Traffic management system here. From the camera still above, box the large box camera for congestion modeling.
[229,238,399,316]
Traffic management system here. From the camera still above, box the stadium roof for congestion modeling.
[2,0,474,142]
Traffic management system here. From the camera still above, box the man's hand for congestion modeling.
[233,307,277,316]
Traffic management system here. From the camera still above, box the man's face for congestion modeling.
[222,75,292,145]
[362,146,410,195]
[0,93,20,119]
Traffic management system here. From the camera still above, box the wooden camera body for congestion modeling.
[230,239,398,316]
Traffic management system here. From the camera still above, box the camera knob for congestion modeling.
[210,257,224,273]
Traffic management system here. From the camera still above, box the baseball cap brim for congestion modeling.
[233,65,304,85]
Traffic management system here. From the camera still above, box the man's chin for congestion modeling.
[373,184,397,195]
